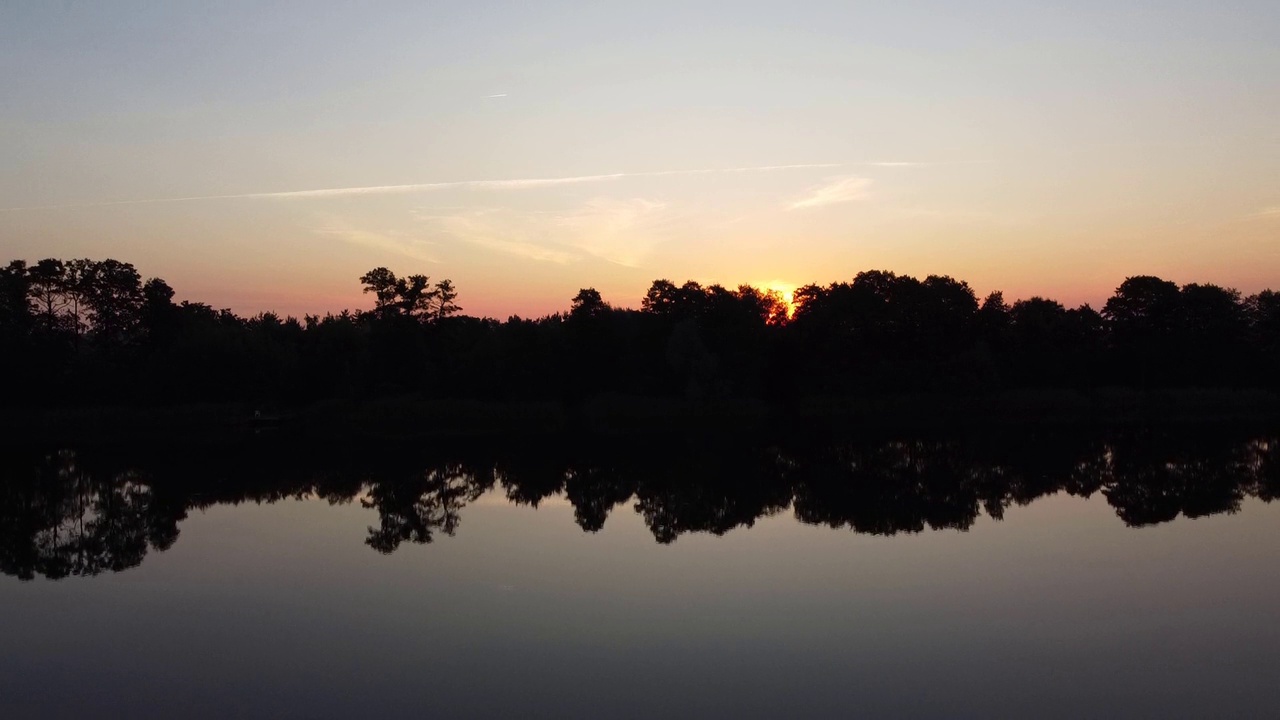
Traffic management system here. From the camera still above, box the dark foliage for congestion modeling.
[1,258,1277,410]
[2,427,1276,579]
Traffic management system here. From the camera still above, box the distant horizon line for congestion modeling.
[6,254,1273,323]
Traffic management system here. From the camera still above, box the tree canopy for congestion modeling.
[1,257,1277,408]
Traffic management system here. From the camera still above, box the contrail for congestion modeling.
[0,163,845,212]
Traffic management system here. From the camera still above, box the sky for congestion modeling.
[2,0,1277,318]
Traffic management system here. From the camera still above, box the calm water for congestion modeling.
[2,428,1279,719]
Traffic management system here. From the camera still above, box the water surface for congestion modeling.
[2,429,1278,718]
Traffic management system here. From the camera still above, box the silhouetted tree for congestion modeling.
[431,278,462,321]
[1246,290,1280,386]
[27,258,71,335]
[1103,276,1182,385]
[1178,283,1247,383]
[569,288,609,319]
[140,277,178,345]
[0,261,34,393]
[81,259,143,347]
[2,255,1277,408]
[360,267,443,320]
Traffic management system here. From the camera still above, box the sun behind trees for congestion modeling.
[0,257,1277,409]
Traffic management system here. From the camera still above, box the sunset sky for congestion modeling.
[2,1,1277,318]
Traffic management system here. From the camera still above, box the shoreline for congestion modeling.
[3,387,1277,443]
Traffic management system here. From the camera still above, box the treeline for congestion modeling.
[1,257,1278,408]
[3,428,1277,579]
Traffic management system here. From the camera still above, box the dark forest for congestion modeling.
[2,258,1278,411]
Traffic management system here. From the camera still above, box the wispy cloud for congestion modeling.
[413,196,677,267]
[259,164,842,199]
[787,176,872,210]
[555,198,673,267]
[1250,206,1280,219]
[891,206,1029,227]
[314,227,438,263]
[862,160,987,167]
[0,163,841,212]
[412,209,577,264]
[257,175,627,198]
[486,93,508,98]
[462,234,577,264]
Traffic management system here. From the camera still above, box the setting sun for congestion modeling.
[762,280,798,318]
[4,3,1280,718]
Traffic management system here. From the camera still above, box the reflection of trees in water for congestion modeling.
[788,440,985,534]
[1247,438,1280,501]
[0,450,181,581]
[787,433,1280,535]
[564,466,636,533]
[362,464,494,553]
[632,444,792,544]
[1071,436,1276,526]
[1,431,1278,579]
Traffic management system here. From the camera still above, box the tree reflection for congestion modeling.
[0,450,183,580]
[787,440,984,534]
[563,465,636,533]
[1,428,1277,580]
[1098,437,1256,526]
[362,463,494,553]
[631,440,792,544]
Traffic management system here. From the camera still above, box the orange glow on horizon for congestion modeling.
[762,281,798,319]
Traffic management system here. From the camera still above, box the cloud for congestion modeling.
[260,174,629,198]
[486,93,508,98]
[463,234,577,264]
[861,160,989,167]
[0,163,841,211]
[413,209,577,264]
[314,227,438,263]
[555,198,672,267]
[892,206,1029,227]
[1232,205,1280,222]
[787,176,872,210]
[257,164,841,199]
[413,197,676,267]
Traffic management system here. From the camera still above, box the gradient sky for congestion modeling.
[2,1,1277,318]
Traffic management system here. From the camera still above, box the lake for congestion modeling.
[2,427,1278,718]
